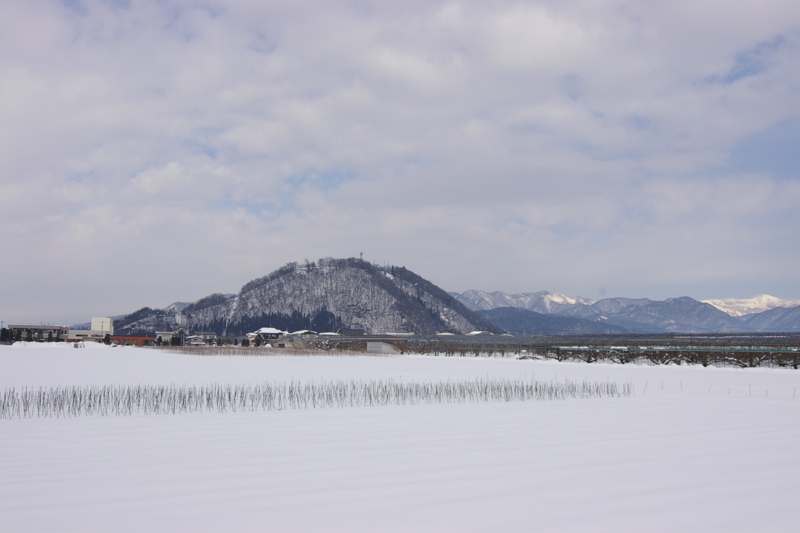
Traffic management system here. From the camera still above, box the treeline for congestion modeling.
[401,342,800,369]
[221,309,343,337]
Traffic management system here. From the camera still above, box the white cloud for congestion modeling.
[2,0,800,323]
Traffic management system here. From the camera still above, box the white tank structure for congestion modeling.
[91,317,114,335]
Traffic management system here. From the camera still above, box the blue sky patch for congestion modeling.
[715,35,786,85]
[730,117,800,179]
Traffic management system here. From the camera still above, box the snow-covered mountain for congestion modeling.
[740,305,800,332]
[114,272,800,337]
[451,290,594,314]
[162,301,192,313]
[476,307,628,335]
[702,294,800,317]
[115,258,502,336]
[551,296,744,333]
[456,291,750,333]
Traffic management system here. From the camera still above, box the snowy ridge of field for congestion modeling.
[2,343,800,532]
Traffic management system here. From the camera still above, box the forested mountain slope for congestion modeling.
[115,258,502,336]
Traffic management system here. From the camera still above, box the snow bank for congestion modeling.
[1,344,799,532]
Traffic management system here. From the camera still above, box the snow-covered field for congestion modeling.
[2,343,799,532]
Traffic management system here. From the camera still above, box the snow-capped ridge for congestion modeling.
[702,294,800,317]
[452,290,593,313]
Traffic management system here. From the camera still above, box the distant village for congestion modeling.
[4,316,800,368]
[0,315,568,359]
[0,318,454,355]
[0,318,366,348]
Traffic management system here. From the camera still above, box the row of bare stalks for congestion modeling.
[150,346,365,357]
[0,378,630,419]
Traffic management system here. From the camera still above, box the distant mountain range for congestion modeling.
[701,294,800,317]
[475,308,629,335]
[108,258,800,336]
[739,305,800,332]
[451,290,800,333]
[453,290,594,314]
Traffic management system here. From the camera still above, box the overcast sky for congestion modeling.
[2,0,800,324]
